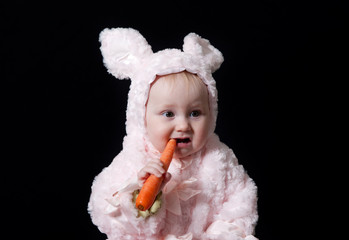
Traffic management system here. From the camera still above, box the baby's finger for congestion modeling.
[146,165,165,177]
[137,169,149,180]
[146,161,165,174]
[148,158,163,167]
[160,172,172,190]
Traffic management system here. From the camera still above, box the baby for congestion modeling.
[88,28,258,240]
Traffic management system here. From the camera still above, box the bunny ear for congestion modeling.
[183,33,224,73]
[99,28,153,80]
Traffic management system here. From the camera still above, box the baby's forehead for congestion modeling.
[148,73,210,107]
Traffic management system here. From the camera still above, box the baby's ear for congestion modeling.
[183,33,224,73]
[99,28,153,80]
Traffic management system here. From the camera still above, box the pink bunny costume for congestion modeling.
[88,28,258,240]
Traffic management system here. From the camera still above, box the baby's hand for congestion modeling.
[137,159,171,187]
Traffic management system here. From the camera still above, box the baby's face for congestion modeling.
[145,76,211,159]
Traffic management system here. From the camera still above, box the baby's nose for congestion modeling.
[175,117,191,132]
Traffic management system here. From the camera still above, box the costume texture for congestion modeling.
[88,28,258,240]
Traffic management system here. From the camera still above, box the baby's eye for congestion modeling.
[162,111,174,118]
[190,110,201,118]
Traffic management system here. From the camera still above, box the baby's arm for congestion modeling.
[205,164,258,240]
[187,140,258,240]
[89,152,172,239]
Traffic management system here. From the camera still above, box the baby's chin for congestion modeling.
[174,149,198,160]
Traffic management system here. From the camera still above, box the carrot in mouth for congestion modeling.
[135,139,176,211]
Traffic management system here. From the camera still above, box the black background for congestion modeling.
[2,1,344,239]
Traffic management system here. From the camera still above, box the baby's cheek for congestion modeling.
[151,129,171,152]
[194,126,210,150]
[160,129,173,147]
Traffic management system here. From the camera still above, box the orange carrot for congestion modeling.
[136,139,176,211]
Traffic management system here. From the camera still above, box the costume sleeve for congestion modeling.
[204,149,259,240]
[88,150,139,237]
[88,150,168,239]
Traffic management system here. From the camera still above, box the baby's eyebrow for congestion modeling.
[190,101,205,108]
[160,103,176,108]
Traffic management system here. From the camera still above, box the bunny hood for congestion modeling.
[99,28,223,148]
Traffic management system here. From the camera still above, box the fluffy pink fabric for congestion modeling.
[88,28,258,240]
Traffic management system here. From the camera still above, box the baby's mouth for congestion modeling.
[175,138,191,147]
